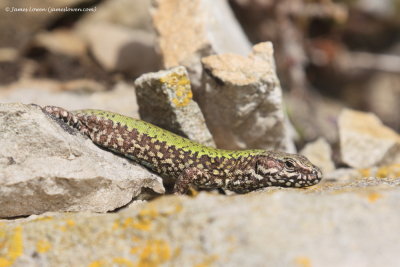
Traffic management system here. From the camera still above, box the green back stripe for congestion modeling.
[74,109,264,159]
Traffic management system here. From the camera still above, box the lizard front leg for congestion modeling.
[174,167,222,194]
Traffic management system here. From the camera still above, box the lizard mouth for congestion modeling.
[303,168,323,186]
[279,167,322,188]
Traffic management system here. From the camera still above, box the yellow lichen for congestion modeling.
[36,239,51,253]
[194,255,218,267]
[376,164,400,178]
[358,164,400,179]
[113,257,135,267]
[136,240,171,267]
[130,246,141,255]
[121,217,152,231]
[112,221,120,230]
[294,256,312,267]
[0,226,23,267]
[87,260,106,267]
[367,192,383,203]
[0,258,12,267]
[32,216,53,222]
[358,168,370,178]
[160,72,193,107]
[59,219,76,232]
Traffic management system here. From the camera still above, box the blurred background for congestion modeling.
[0,0,399,146]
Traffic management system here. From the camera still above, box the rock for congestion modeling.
[1,177,400,266]
[24,35,112,85]
[78,0,153,31]
[134,66,215,147]
[151,0,251,88]
[323,168,361,183]
[34,30,87,57]
[78,22,160,76]
[284,93,344,144]
[0,80,139,118]
[300,138,335,175]
[0,103,164,218]
[358,164,400,179]
[366,73,400,132]
[339,108,400,168]
[200,42,295,151]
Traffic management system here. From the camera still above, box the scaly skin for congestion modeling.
[42,106,322,194]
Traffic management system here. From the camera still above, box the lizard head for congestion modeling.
[254,151,322,188]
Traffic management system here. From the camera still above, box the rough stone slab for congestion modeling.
[0,103,164,218]
[301,138,335,175]
[151,0,251,88]
[134,66,215,147]
[77,22,160,76]
[1,177,400,266]
[339,108,400,168]
[200,42,295,151]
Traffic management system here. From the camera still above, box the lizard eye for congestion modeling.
[284,160,295,169]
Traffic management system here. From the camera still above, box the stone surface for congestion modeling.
[34,30,87,57]
[0,80,140,118]
[300,138,335,175]
[0,103,164,218]
[284,93,344,144]
[339,108,400,168]
[78,22,160,76]
[1,177,400,266]
[134,66,215,147]
[200,42,295,151]
[151,0,251,88]
[366,73,400,132]
[77,0,153,31]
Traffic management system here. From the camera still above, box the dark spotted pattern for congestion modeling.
[42,106,323,194]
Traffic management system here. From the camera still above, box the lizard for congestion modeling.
[41,105,322,194]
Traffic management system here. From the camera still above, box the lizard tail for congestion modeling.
[42,105,81,129]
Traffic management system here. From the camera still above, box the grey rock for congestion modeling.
[78,0,153,31]
[0,103,164,218]
[200,42,295,151]
[77,22,160,76]
[366,73,400,131]
[2,177,400,266]
[134,66,215,147]
[300,137,335,175]
[339,108,400,168]
[34,30,87,57]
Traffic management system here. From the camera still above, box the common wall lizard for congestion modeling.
[42,106,322,194]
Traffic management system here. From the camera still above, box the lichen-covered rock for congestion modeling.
[1,177,400,266]
[134,66,215,147]
[151,0,251,88]
[339,108,400,168]
[200,42,295,151]
[0,103,164,218]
